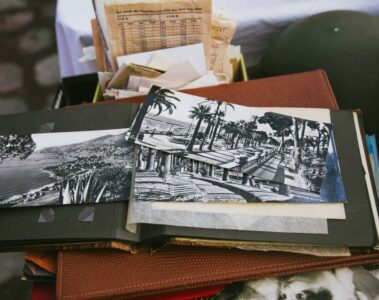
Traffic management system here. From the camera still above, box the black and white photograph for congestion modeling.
[212,267,379,300]
[130,87,346,203]
[0,128,133,207]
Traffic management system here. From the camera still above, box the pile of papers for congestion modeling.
[90,0,241,100]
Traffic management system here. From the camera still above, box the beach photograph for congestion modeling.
[0,128,133,207]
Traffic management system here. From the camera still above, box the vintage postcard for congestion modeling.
[213,267,379,300]
[129,86,345,203]
[133,136,346,203]
[0,128,133,207]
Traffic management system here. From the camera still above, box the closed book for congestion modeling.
[56,246,379,300]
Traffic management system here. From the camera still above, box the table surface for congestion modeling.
[56,0,379,78]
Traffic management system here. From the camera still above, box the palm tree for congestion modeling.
[258,112,293,152]
[129,86,180,141]
[307,121,330,155]
[242,117,259,147]
[199,114,213,151]
[186,104,211,152]
[233,120,246,148]
[223,121,238,148]
[221,121,234,141]
[199,100,234,147]
[254,131,268,146]
[208,110,226,150]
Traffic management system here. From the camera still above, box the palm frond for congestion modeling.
[95,183,108,203]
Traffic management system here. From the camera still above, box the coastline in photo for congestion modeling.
[0,128,133,207]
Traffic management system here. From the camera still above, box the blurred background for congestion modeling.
[0,1,57,298]
[0,0,58,114]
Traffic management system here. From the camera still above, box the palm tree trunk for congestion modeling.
[187,117,204,152]
[317,131,321,155]
[216,125,223,140]
[230,133,238,149]
[300,120,307,147]
[209,123,215,139]
[294,118,302,170]
[199,121,212,151]
[208,118,221,150]
[128,99,151,142]
[210,102,221,129]
[234,134,242,149]
[278,132,285,152]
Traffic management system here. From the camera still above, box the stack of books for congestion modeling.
[1,70,379,299]
[1,0,379,298]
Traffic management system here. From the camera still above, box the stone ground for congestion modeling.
[0,0,59,114]
[0,1,58,298]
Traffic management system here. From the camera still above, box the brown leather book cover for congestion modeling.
[96,69,339,109]
[56,246,379,300]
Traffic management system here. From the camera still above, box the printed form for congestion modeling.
[103,0,212,66]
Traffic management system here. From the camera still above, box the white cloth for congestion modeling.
[56,0,379,78]
[56,0,97,78]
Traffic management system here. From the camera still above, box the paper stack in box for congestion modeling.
[90,0,246,101]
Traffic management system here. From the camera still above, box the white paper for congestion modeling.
[98,72,114,90]
[138,61,202,90]
[128,202,329,234]
[153,202,346,219]
[147,52,176,71]
[126,75,143,91]
[116,43,207,75]
[115,89,146,99]
[180,71,220,89]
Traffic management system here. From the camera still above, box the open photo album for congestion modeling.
[0,81,378,251]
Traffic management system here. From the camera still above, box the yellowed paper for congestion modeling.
[107,63,162,90]
[103,0,212,68]
[117,43,207,75]
[228,45,241,78]
[210,14,237,81]
[138,60,201,90]
[91,19,106,72]
[172,238,351,257]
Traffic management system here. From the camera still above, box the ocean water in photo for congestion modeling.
[0,153,64,201]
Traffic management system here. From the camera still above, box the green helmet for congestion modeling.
[255,10,379,139]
